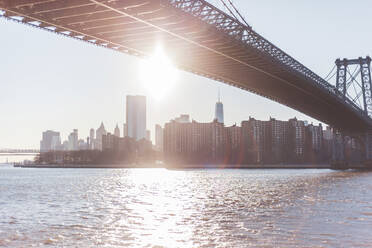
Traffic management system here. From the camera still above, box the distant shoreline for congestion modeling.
[14,164,332,169]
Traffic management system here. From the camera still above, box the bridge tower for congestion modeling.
[333,57,372,167]
[335,56,372,117]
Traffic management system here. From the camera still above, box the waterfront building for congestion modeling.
[96,122,107,150]
[226,124,242,163]
[214,90,224,124]
[307,123,323,151]
[322,126,333,162]
[155,124,164,151]
[101,133,153,163]
[306,123,323,162]
[102,132,115,151]
[211,120,228,161]
[40,130,61,152]
[227,125,241,149]
[164,113,334,165]
[68,129,78,151]
[164,119,189,162]
[288,118,306,162]
[269,118,291,164]
[174,114,190,123]
[126,95,146,141]
[114,124,120,137]
[323,126,333,141]
[164,118,227,164]
[241,118,271,164]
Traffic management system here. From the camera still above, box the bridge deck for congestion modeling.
[1,0,371,131]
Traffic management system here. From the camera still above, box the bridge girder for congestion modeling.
[0,0,371,131]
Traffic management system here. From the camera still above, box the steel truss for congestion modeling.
[165,0,367,116]
[336,57,372,117]
[0,0,371,130]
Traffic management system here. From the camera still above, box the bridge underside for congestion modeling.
[1,0,371,131]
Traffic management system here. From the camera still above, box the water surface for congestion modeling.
[1,166,372,247]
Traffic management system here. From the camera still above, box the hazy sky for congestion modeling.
[1,1,371,149]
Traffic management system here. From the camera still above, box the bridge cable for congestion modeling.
[346,66,362,89]
[346,66,361,92]
[350,82,363,108]
[346,67,363,108]
[225,0,252,29]
[325,70,337,83]
[218,0,240,22]
[324,64,336,81]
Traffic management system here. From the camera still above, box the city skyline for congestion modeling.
[38,91,335,154]
[1,1,372,149]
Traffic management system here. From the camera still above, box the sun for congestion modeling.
[138,47,178,100]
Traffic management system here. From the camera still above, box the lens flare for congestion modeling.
[138,47,178,100]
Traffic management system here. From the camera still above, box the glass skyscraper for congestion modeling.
[126,95,146,141]
[215,90,224,124]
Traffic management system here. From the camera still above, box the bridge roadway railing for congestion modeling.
[165,0,368,120]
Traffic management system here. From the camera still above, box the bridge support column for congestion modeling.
[364,132,372,167]
[331,131,348,169]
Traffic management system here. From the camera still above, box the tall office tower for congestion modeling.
[68,129,78,151]
[96,122,107,150]
[215,89,224,124]
[89,128,95,149]
[126,95,146,141]
[114,124,120,137]
[40,130,61,152]
[146,130,151,142]
[123,123,128,137]
[155,124,164,151]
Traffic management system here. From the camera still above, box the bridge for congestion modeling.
[1,0,371,167]
[0,149,40,154]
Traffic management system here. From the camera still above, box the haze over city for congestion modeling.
[1,0,371,149]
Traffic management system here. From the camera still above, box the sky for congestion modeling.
[1,0,371,149]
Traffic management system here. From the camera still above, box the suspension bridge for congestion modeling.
[0,0,371,167]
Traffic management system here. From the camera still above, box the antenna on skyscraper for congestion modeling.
[218,88,221,102]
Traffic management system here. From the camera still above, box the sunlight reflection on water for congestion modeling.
[1,167,372,247]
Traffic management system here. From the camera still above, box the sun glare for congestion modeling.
[138,47,178,100]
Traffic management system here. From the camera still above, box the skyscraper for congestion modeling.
[68,129,78,151]
[114,124,120,137]
[89,128,95,150]
[215,89,224,124]
[96,122,107,150]
[40,130,61,152]
[126,95,146,141]
[155,124,164,151]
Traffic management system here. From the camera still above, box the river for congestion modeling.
[1,166,372,247]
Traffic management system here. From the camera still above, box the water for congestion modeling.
[1,166,372,247]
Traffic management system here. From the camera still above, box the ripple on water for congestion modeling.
[1,168,372,247]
